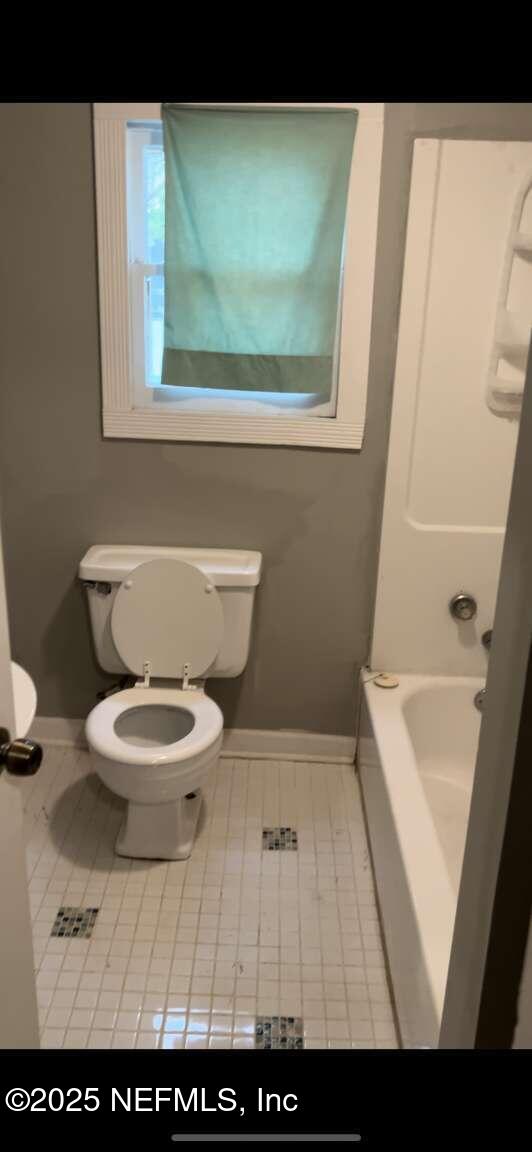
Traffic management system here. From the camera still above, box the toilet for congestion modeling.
[79,545,262,860]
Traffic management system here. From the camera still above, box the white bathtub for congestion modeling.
[358,672,482,1048]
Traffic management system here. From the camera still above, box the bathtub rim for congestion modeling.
[360,670,483,1040]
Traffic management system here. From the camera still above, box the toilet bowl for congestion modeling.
[86,686,223,860]
[80,546,261,861]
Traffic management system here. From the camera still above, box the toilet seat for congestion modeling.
[86,686,223,766]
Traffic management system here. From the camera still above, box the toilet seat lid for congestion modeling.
[111,558,224,680]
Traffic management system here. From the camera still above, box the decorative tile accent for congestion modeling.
[262,827,298,852]
[255,1016,304,1049]
[51,908,99,939]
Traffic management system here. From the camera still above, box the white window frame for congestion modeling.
[93,102,384,449]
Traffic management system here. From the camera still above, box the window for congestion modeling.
[127,123,165,394]
[94,103,384,448]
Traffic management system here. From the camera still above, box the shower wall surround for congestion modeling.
[371,139,532,675]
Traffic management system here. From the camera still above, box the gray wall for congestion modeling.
[1,103,532,734]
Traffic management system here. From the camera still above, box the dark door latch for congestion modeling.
[0,727,43,776]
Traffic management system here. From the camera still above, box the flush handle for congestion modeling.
[449,592,477,621]
[0,727,43,777]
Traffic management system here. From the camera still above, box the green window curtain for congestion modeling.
[161,105,357,396]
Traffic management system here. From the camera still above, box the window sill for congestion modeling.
[103,406,364,449]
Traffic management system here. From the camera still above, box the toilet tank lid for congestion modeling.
[79,545,262,588]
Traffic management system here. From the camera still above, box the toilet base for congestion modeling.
[116,791,202,861]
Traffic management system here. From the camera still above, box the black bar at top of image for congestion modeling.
[170,1137,360,1143]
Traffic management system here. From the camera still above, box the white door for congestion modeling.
[0,508,40,1048]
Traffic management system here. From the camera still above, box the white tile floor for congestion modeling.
[14,744,398,1050]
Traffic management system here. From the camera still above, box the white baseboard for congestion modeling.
[29,716,86,747]
[221,728,355,763]
[29,715,356,765]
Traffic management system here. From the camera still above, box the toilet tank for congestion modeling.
[79,545,262,679]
